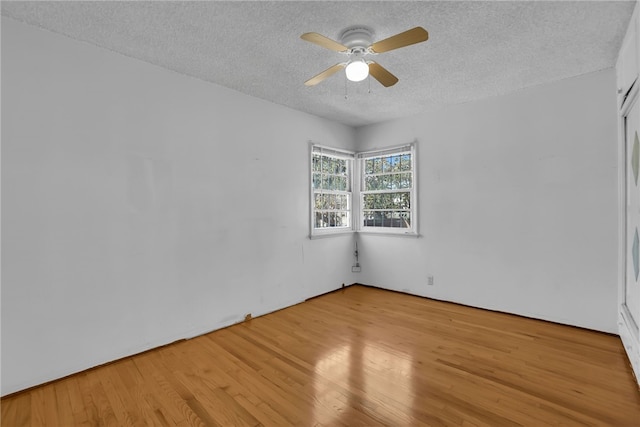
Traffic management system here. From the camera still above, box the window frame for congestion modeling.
[309,142,418,238]
[309,143,355,238]
[357,143,418,236]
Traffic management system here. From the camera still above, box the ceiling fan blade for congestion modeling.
[370,27,429,53]
[305,63,346,86]
[301,32,349,52]
[368,62,399,87]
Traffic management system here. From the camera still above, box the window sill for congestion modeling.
[309,230,355,240]
[356,230,420,238]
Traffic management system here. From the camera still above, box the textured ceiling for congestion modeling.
[2,1,636,127]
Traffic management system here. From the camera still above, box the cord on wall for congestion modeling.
[352,241,361,272]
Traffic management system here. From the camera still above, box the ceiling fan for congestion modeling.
[301,26,429,87]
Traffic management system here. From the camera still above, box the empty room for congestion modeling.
[2,1,640,425]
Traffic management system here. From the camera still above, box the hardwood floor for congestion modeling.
[2,285,640,426]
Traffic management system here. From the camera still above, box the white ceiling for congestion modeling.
[2,1,636,127]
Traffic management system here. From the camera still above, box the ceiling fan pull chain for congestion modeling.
[345,74,348,100]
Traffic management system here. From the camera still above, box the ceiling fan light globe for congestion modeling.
[345,61,369,82]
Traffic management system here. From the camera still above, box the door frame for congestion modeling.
[618,81,639,341]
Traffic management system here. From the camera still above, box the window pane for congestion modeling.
[361,210,411,229]
[312,172,321,189]
[387,173,412,189]
[385,175,394,190]
[334,175,347,191]
[365,159,374,174]
[338,195,348,210]
[313,193,350,229]
[373,158,382,173]
[391,155,401,172]
[363,192,410,210]
[364,211,375,227]
[381,156,390,173]
[365,174,409,191]
[392,211,402,227]
[383,211,392,227]
[320,156,328,173]
[339,212,348,227]
[364,175,376,191]
[365,175,393,191]
[399,173,412,189]
[372,175,384,190]
[400,154,411,171]
[390,211,399,227]
[391,174,400,190]
[401,211,411,227]
[313,155,321,172]
[363,211,371,227]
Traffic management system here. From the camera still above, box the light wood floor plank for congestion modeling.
[3,285,640,426]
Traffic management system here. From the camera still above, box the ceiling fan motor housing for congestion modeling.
[340,26,374,51]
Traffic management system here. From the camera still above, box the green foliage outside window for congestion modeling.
[312,153,351,230]
[312,155,348,191]
[362,152,413,229]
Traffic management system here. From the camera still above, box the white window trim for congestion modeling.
[309,141,418,238]
[309,143,355,238]
[356,142,418,236]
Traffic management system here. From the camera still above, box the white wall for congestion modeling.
[1,17,358,396]
[1,15,622,396]
[355,69,619,333]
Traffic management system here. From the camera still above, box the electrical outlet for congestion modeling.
[427,276,434,286]
[352,264,361,272]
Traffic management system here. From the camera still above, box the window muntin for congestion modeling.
[359,145,416,234]
[311,146,354,236]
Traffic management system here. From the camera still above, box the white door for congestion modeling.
[626,97,640,326]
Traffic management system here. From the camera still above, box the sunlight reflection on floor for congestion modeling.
[363,343,414,407]
[312,343,352,424]
[312,341,414,424]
